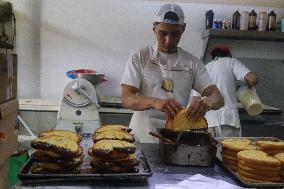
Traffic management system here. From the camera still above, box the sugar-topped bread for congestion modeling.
[256,140,284,150]
[90,139,135,157]
[31,135,80,157]
[93,130,134,143]
[237,150,281,167]
[95,125,132,133]
[39,130,81,143]
[221,139,254,152]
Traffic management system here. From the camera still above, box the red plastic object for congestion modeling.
[73,69,97,74]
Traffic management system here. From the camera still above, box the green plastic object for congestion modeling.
[8,153,29,187]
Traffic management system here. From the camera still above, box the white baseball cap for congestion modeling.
[154,3,185,25]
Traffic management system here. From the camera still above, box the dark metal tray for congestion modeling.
[18,141,152,184]
[216,137,284,188]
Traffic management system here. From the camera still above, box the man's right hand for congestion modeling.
[153,98,182,118]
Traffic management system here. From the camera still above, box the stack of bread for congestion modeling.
[88,125,140,173]
[166,109,208,131]
[256,140,284,155]
[274,153,284,179]
[237,150,282,183]
[220,139,254,171]
[30,130,83,174]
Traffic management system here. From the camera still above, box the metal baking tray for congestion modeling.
[18,141,152,184]
[216,137,284,188]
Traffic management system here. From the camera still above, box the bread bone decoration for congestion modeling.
[39,130,82,143]
[93,130,134,143]
[166,109,208,131]
[90,139,135,157]
[95,125,132,133]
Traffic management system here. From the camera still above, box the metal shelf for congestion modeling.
[201,29,284,61]
[202,29,284,42]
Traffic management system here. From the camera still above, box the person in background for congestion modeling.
[120,3,224,143]
[192,44,258,137]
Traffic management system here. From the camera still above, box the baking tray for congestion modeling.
[215,137,284,188]
[18,141,152,184]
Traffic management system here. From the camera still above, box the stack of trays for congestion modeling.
[30,130,83,174]
[88,125,140,173]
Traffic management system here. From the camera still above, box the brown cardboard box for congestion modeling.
[0,53,17,104]
[0,160,8,189]
[0,99,19,167]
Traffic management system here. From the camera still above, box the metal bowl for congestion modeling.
[77,73,105,86]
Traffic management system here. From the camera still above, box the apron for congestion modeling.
[130,43,183,143]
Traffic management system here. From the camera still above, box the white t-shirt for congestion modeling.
[194,57,250,128]
[120,44,213,142]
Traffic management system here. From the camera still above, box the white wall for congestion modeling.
[12,0,284,100]
[11,0,41,98]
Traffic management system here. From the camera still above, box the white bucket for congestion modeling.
[237,86,263,116]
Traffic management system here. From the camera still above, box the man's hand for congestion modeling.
[153,98,182,118]
[244,72,258,88]
[187,96,210,120]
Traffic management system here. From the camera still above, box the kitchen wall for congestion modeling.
[10,0,284,100]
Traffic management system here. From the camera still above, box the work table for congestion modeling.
[15,143,242,189]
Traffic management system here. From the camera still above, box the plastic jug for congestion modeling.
[237,86,263,116]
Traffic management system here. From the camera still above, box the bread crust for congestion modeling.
[237,173,277,183]
[39,130,82,143]
[238,160,281,171]
[165,109,208,131]
[31,136,80,157]
[221,139,254,152]
[89,139,136,158]
[274,153,284,164]
[95,125,132,133]
[238,163,280,177]
[221,153,238,162]
[92,130,134,143]
[238,169,281,182]
[256,140,284,150]
[237,150,281,167]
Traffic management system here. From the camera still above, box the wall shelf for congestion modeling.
[202,29,284,42]
[202,29,284,61]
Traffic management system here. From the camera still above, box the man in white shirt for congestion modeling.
[193,44,258,137]
[120,3,224,142]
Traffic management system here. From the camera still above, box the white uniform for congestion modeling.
[121,44,213,143]
[194,57,250,137]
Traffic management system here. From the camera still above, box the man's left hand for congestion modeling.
[187,96,210,120]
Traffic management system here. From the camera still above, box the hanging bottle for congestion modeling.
[232,10,241,30]
[267,9,276,31]
[248,9,257,30]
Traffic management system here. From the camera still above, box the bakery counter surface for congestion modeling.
[15,143,242,189]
